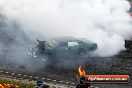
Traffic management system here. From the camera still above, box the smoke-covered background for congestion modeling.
[0,0,132,70]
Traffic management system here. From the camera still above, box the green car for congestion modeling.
[27,38,98,62]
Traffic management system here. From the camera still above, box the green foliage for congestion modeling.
[0,77,35,88]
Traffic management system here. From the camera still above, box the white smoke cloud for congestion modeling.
[0,0,132,56]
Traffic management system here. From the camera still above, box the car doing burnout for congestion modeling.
[27,37,98,62]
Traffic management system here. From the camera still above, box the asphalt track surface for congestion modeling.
[0,51,132,88]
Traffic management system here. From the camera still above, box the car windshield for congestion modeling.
[68,42,79,47]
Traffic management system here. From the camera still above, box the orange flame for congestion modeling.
[78,66,86,76]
